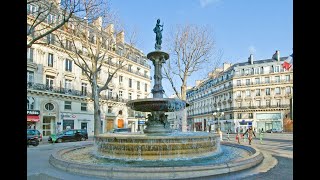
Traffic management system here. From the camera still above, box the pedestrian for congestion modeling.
[259,128,264,144]
[236,130,241,144]
[218,129,223,141]
[227,129,231,141]
[243,126,256,145]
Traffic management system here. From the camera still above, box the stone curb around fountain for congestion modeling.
[49,142,264,180]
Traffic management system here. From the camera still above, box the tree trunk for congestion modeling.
[92,77,101,136]
[181,85,187,132]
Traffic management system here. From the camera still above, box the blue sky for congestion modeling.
[109,0,293,96]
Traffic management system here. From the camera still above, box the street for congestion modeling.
[27,133,293,180]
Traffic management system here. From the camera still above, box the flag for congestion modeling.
[282,55,293,70]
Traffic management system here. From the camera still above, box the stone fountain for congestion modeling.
[49,19,264,180]
[94,18,219,161]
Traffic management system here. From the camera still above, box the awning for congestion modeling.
[27,115,40,122]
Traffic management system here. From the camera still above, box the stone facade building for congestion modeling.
[27,0,151,137]
[186,51,293,133]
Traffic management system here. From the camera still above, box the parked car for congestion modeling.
[27,129,40,146]
[48,129,88,143]
[111,128,131,133]
[266,128,283,133]
[27,129,42,142]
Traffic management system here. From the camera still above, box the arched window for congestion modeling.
[45,103,54,111]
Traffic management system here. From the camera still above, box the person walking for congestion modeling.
[259,128,264,144]
[243,126,256,145]
[226,129,231,141]
[236,130,241,144]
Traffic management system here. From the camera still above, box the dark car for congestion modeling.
[111,128,131,133]
[27,129,40,146]
[48,129,88,143]
[266,128,283,133]
[27,129,42,142]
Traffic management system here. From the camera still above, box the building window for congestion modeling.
[276,99,281,107]
[81,83,87,96]
[108,106,112,113]
[145,83,148,92]
[128,93,132,100]
[266,88,270,95]
[137,94,140,99]
[27,97,35,110]
[254,68,260,74]
[65,59,72,72]
[245,90,251,97]
[47,33,55,44]
[236,91,241,97]
[266,100,271,107]
[249,113,253,118]
[27,48,34,62]
[65,79,72,90]
[81,103,87,111]
[256,100,261,107]
[265,77,270,83]
[128,65,132,72]
[46,75,55,89]
[255,78,260,84]
[48,53,54,67]
[237,113,242,119]
[144,71,148,77]
[45,103,54,111]
[47,14,55,24]
[27,71,34,84]
[137,81,140,90]
[246,79,250,85]
[66,40,73,50]
[108,89,113,98]
[275,66,280,72]
[255,89,260,96]
[129,78,132,88]
[237,80,241,86]
[237,102,241,108]
[27,3,38,14]
[275,87,281,95]
[275,76,280,83]
[286,87,291,94]
[119,75,123,84]
[285,75,290,82]
[119,91,123,99]
[64,101,72,110]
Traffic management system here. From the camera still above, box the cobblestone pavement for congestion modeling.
[28,133,293,180]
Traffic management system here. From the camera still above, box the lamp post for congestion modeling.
[212,108,224,132]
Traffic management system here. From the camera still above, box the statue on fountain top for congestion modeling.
[153,19,163,50]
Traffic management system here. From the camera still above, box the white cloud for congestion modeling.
[199,0,220,8]
[248,45,257,54]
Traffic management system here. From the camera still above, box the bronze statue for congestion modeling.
[153,19,163,50]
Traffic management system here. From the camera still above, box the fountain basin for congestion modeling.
[95,132,219,160]
[49,142,264,180]
[126,98,188,112]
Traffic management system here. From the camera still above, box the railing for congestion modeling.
[27,82,131,103]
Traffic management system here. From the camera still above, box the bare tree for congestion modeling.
[27,0,115,48]
[163,24,219,131]
[55,13,137,135]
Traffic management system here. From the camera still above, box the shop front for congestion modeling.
[27,110,40,129]
[256,113,283,132]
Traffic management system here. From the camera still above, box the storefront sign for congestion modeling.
[138,120,145,125]
[27,110,40,115]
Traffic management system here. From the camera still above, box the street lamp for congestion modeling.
[212,108,224,131]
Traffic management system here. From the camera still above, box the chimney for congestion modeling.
[105,24,114,36]
[116,31,125,44]
[195,80,203,86]
[272,50,280,61]
[93,17,103,30]
[248,54,253,64]
[223,62,232,71]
